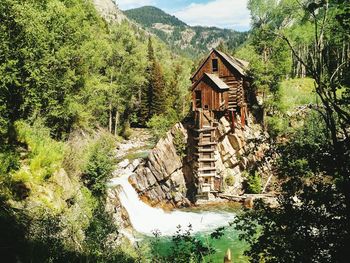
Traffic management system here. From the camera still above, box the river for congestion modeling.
[109,174,248,262]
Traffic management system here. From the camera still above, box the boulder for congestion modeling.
[119,159,130,169]
[217,117,231,137]
[170,169,186,187]
[145,167,157,186]
[130,123,189,208]
[239,157,249,170]
[228,134,243,151]
[219,137,235,158]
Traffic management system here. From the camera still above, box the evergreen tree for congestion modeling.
[140,37,166,124]
[150,61,166,116]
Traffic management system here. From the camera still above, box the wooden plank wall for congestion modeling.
[192,52,237,83]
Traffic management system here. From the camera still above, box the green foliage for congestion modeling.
[235,111,350,262]
[173,129,187,159]
[125,6,187,28]
[266,115,289,138]
[0,1,195,261]
[84,205,136,263]
[14,120,65,182]
[122,120,133,140]
[0,0,107,139]
[146,110,179,141]
[140,37,168,123]
[0,146,19,177]
[279,78,316,112]
[245,171,262,194]
[225,174,235,187]
[82,133,116,197]
[150,225,225,263]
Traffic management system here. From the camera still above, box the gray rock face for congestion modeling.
[215,115,270,196]
[126,114,270,207]
[130,123,191,208]
[93,0,127,23]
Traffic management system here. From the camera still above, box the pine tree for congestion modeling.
[139,37,154,124]
[139,37,166,124]
[150,61,166,115]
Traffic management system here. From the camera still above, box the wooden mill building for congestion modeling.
[191,48,250,199]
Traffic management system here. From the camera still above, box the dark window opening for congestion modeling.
[212,59,218,72]
[195,90,202,108]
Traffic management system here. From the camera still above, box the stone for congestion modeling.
[170,169,186,187]
[173,192,183,203]
[52,168,75,200]
[145,168,157,187]
[228,134,243,151]
[132,159,141,170]
[239,157,249,170]
[226,156,239,168]
[244,197,254,208]
[219,137,235,158]
[231,166,241,176]
[119,159,129,169]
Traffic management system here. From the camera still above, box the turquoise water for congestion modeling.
[141,203,249,263]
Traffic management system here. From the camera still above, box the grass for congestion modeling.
[279,78,316,112]
[124,151,150,161]
[14,120,65,183]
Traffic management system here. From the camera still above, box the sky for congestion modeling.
[116,0,251,31]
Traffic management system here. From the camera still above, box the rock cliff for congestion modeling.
[93,0,127,23]
[127,115,270,207]
[129,123,193,208]
[214,115,270,196]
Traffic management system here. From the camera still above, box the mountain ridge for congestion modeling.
[124,6,248,58]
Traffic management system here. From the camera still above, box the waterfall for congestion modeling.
[109,174,235,236]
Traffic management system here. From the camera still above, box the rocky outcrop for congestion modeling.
[129,123,192,208]
[215,114,270,195]
[93,0,127,24]
[127,115,270,207]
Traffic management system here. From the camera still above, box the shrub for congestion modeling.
[122,121,132,140]
[147,114,175,141]
[245,171,262,194]
[0,147,19,177]
[82,133,116,197]
[13,120,65,182]
[173,130,186,159]
[225,174,235,187]
[266,115,289,138]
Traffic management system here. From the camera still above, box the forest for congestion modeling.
[0,0,349,262]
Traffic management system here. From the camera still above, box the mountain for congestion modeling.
[93,0,128,23]
[124,6,248,58]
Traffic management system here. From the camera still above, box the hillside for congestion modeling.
[124,6,248,58]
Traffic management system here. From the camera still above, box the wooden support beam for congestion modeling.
[224,249,232,263]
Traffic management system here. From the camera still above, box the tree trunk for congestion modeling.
[114,111,119,136]
[109,103,112,133]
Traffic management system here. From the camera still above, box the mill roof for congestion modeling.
[191,49,249,80]
[192,73,230,91]
[205,73,230,90]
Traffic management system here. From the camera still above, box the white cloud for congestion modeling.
[116,0,154,10]
[173,0,250,31]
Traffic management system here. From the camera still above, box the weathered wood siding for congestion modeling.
[191,50,244,111]
[192,52,238,83]
[192,78,228,111]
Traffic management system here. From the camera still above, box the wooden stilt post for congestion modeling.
[241,106,246,129]
[224,248,232,263]
[230,110,235,132]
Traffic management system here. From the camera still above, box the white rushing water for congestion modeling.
[109,174,235,236]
